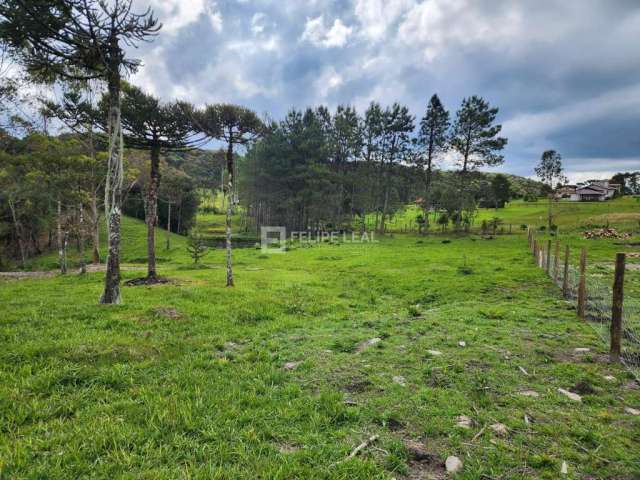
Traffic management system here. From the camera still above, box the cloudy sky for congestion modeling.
[128,0,640,182]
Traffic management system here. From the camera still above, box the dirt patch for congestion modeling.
[151,307,182,320]
[343,377,373,393]
[404,440,446,480]
[571,381,596,395]
[125,276,172,286]
[0,271,55,280]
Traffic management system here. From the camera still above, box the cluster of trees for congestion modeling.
[0,0,265,301]
[241,94,509,233]
[611,172,640,195]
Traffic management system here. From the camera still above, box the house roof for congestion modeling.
[577,186,606,195]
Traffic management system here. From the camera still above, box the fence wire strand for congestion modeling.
[532,238,640,381]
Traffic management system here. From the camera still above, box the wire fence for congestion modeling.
[529,230,640,381]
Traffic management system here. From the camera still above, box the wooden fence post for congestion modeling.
[577,247,587,319]
[562,245,570,297]
[553,240,560,280]
[546,239,552,273]
[610,253,625,363]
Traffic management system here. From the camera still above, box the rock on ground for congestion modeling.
[283,361,301,370]
[624,407,640,416]
[356,337,381,353]
[518,390,539,397]
[558,388,581,402]
[456,415,473,429]
[445,455,463,474]
[426,349,442,356]
[392,375,406,386]
[490,423,508,437]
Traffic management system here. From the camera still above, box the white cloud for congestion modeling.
[397,0,523,61]
[354,0,413,41]
[314,66,344,100]
[301,15,353,48]
[251,13,266,35]
[147,0,222,34]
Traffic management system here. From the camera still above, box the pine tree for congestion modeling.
[415,94,449,229]
[451,96,507,174]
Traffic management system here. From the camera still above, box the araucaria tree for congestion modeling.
[195,105,264,287]
[116,84,199,281]
[0,0,160,303]
[415,94,449,228]
[535,149,566,230]
[451,96,507,175]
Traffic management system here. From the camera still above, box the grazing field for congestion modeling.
[379,197,640,235]
[2,221,640,478]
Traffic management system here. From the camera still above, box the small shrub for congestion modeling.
[441,239,451,244]
[186,231,208,264]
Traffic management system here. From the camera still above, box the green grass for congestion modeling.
[2,226,640,478]
[23,216,189,272]
[376,196,640,235]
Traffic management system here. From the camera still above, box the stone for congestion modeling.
[458,341,466,347]
[518,390,539,397]
[557,388,581,402]
[624,407,640,416]
[356,337,381,353]
[445,455,463,474]
[574,348,591,353]
[426,349,442,356]
[490,423,508,437]
[456,415,473,429]
[561,461,568,475]
[283,361,301,371]
[603,375,616,382]
[392,375,406,386]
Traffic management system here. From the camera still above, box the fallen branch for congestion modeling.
[472,425,487,442]
[331,434,379,466]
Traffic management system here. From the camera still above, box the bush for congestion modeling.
[186,231,208,264]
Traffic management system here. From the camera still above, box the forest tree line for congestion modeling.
[240,95,538,234]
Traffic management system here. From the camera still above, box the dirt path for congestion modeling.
[0,264,146,280]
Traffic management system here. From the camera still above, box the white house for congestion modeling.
[557,181,620,201]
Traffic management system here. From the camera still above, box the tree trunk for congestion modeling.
[79,203,86,274]
[91,192,100,264]
[8,198,26,268]
[100,56,124,305]
[225,137,234,287]
[547,194,553,231]
[146,144,160,279]
[165,201,171,250]
[57,199,67,274]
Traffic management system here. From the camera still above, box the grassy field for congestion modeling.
[2,202,640,478]
[378,197,640,235]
